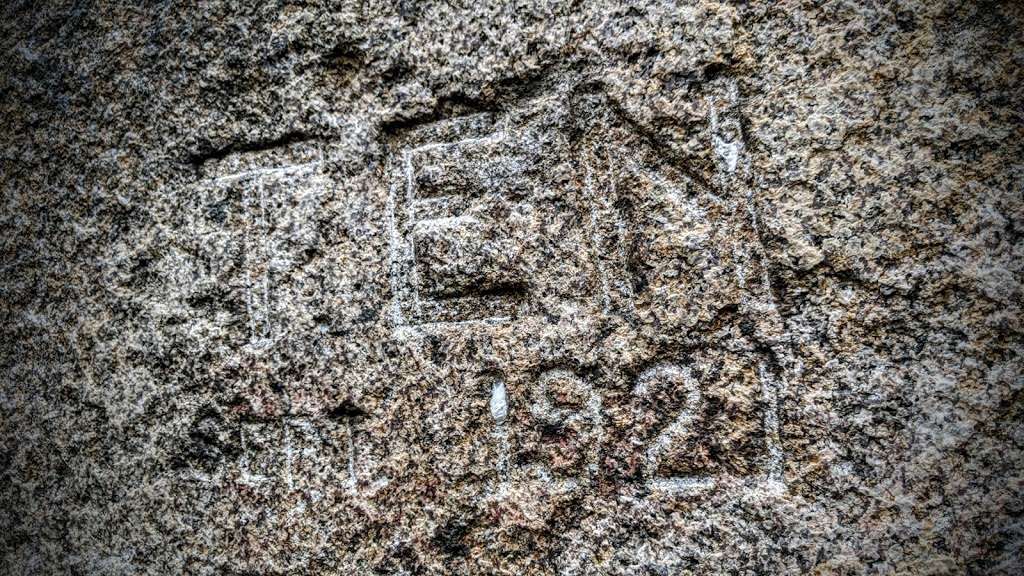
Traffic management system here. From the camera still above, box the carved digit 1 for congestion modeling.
[633,364,712,491]
[489,378,511,482]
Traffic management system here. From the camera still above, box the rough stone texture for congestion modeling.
[2,1,1022,574]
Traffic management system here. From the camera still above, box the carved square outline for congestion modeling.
[382,82,789,490]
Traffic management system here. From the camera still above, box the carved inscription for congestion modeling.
[468,356,781,497]
[386,111,614,327]
[378,84,788,495]
[193,141,330,349]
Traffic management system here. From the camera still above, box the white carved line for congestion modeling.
[708,83,741,175]
[210,161,321,184]
[603,146,639,312]
[489,378,512,483]
[283,417,294,492]
[393,316,513,336]
[520,462,581,494]
[258,177,271,342]
[385,177,406,328]
[243,176,275,346]
[758,361,785,485]
[411,214,478,233]
[402,150,423,318]
[346,419,358,492]
[647,476,716,493]
[490,379,509,424]
[407,130,506,156]
[582,155,613,314]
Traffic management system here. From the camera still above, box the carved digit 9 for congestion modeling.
[531,369,600,427]
[633,363,710,491]
[529,369,603,479]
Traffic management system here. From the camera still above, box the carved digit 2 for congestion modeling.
[633,364,705,489]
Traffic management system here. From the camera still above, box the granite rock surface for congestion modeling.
[1,1,1022,574]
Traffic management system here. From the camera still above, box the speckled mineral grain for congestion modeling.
[2,1,1022,575]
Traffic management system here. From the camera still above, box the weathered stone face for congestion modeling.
[2,1,1022,575]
